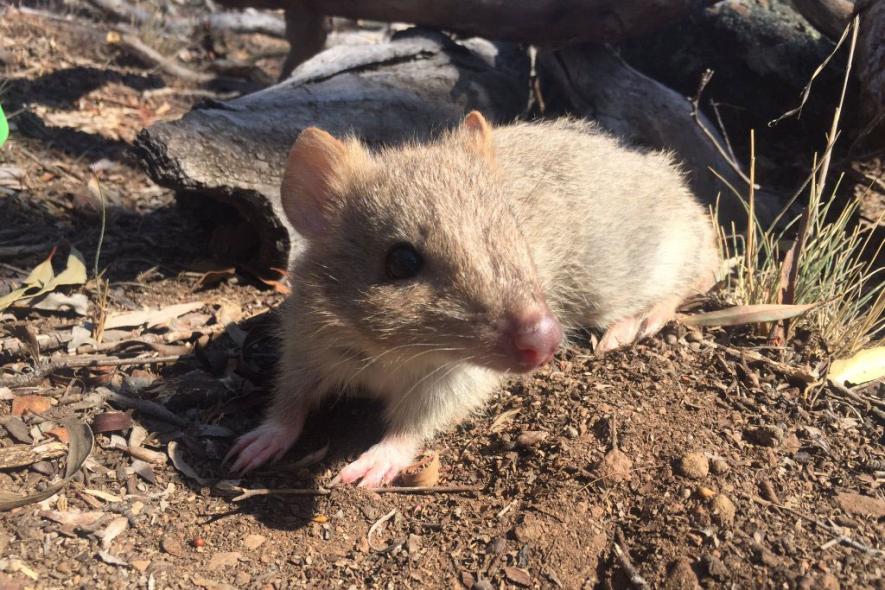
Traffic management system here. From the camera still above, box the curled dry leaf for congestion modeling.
[397,451,440,487]
[92,411,133,433]
[168,440,213,486]
[11,395,52,417]
[0,247,87,312]
[599,448,633,484]
[0,419,94,511]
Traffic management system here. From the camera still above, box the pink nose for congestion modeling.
[507,309,562,371]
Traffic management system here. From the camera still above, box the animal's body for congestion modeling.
[227,113,719,486]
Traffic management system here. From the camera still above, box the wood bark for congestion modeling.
[858,0,885,145]
[537,44,783,227]
[135,30,530,268]
[214,0,706,45]
[791,0,856,38]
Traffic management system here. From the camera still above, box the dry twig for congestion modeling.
[613,528,649,589]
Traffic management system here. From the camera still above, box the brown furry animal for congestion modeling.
[226,112,719,486]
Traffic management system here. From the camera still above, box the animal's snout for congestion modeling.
[505,308,562,372]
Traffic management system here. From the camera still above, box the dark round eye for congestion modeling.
[385,242,423,280]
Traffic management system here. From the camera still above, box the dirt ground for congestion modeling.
[1,5,884,590]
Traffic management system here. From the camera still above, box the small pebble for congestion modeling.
[745,425,784,447]
[472,579,494,590]
[516,430,548,447]
[710,494,736,525]
[677,452,709,479]
[503,566,532,587]
[701,554,728,580]
[710,457,730,475]
[696,486,717,500]
[564,425,579,439]
[161,535,185,557]
[663,557,700,590]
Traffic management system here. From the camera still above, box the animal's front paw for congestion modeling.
[333,435,419,488]
[225,420,303,475]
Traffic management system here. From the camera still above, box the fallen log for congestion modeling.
[537,44,783,227]
[857,0,885,145]
[791,0,856,38]
[214,0,709,79]
[135,29,530,268]
[215,0,705,45]
[617,0,851,196]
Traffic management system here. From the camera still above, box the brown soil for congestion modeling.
[1,6,883,590]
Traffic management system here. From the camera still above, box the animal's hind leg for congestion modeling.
[595,295,681,355]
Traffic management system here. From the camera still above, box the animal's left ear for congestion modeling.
[461,111,494,161]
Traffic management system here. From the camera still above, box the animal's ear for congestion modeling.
[281,127,357,237]
[461,111,494,161]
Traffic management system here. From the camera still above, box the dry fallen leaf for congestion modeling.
[829,346,885,386]
[104,301,205,330]
[680,303,820,327]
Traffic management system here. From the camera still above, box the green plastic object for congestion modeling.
[0,105,7,148]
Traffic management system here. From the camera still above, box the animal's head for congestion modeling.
[281,112,561,373]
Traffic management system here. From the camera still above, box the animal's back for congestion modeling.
[492,118,718,328]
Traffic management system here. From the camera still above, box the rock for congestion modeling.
[710,457,730,475]
[235,572,252,586]
[407,534,421,555]
[835,492,885,519]
[564,425,579,439]
[663,557,701,590]
[485,537,506,555]
[745,425,784,447]
[243,534,266,550]
[207,551,242,571]
[503,566,532,587]
[472,579,494,590]
[130,559,150,573]
[696,486,717,500]
[701,553,729,581]
[599,449,633,484]
[677,452,709,479]
[710,494,736,526]
[460,571,475,589]
[161,534,185,557]
[818,573,841,590]
[516,430,549,448]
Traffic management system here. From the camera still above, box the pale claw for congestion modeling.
[225,420,303,475]
[333,435,419,488]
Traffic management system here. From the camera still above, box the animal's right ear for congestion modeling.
[281,127,352,237]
